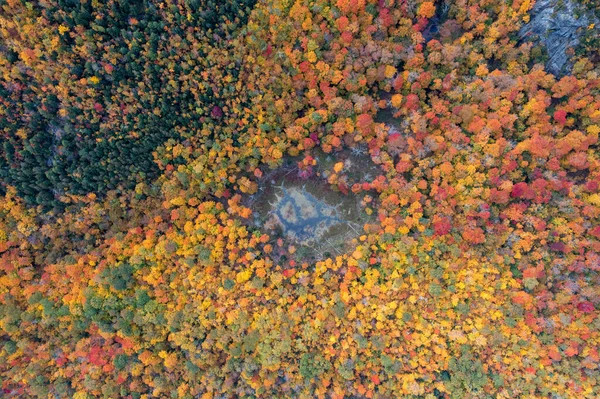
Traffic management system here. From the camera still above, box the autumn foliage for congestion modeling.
[1,0,600,398]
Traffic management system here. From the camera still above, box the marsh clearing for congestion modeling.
[244,147,381,261]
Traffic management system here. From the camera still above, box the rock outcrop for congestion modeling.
[519,0,598,75]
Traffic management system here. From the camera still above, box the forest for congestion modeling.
[0,0,599,398]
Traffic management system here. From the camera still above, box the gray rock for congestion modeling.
[519,0,598,76]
